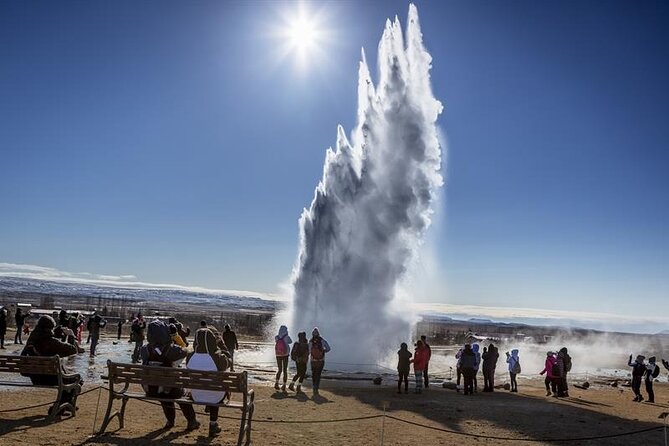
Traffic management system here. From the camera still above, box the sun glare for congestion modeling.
[274,3,329,70]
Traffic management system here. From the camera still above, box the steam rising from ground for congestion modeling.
[290,5,443,364]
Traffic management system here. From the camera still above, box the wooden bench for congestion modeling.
[98,360,254,445]
[0,354,82,421]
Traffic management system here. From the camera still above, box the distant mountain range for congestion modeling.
[0,276,279,312]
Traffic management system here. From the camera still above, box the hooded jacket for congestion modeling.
[472,344,481,371]
[275,325,293,357]
[541,354,557,379]
[482,344,499,368]
[397,344,412,374]
[507,349,520,373]
[309,327,331,362]
[628,355,646,377]
[187,328,230,371]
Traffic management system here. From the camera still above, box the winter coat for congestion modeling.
[20,316,78,386]
[187,328,230,403]
[460,347,476,369]
[541,355,557,379]
[291,338,310,364]
[0,309,7,335]
[628,359,646,377]
[397,348,412,374]
[223,329,239,351]
[482,345,499,368]
[88,314,107,335]
[473,344,481,371]
[412,346,429,372]
[275,326,292,357]
[507,349,520,373]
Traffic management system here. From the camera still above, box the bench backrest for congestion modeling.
[0,355,61,375]
[107,360,248,393]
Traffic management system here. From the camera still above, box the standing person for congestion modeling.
[481,347,490,391]
[88,311,107,357]
[309,327,331,395]
[557,347,572,397]
[410,340,429,394]
[289,331,310,392]
[141,319,198,431]
[539,351,558,396]
[455,347,464,390]
[644,356,659,403]
[131,313,146,363]
[187,328,231,437]
[459,344,477,395]
[14,307,27,344]
[483,343,499,392]
[21,315,82,415]
[274,325,292,391]
[627,354,646,402]
[116,319,123,340]
[397,342,412,394]
[0,306,7,349]
[663,358,669,373]
[420,335,432,388]
[506,349,521,392]
[472,344,481,392]
[222,324,239,372]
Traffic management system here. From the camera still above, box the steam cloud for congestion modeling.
[290,5,443,364]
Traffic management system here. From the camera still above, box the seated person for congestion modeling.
[140,320,199,431]
[187,328,231,437]
[20,315,82,415]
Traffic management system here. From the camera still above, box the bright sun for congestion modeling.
[275,3,328,70]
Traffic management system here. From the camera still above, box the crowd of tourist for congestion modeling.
[1,303,669,438]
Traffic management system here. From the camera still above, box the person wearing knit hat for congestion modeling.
[644,356,658,403]
[309,327,331,395]
[628,354,646,402]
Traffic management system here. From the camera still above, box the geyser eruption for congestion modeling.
[290,5,443,365]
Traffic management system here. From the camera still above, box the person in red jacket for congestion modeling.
[410,340,429,394]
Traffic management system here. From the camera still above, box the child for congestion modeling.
[288,332,309,392]
[628,354,646,402]
[274,325,292,391]
[506,349,521,392]
[169,324,187,348]
[644,356,659,403]
[410,340,428,394]
[397,342,412,394]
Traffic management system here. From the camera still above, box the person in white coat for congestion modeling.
[187,328,231,437]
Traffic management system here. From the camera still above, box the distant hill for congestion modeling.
[656,329,669,335]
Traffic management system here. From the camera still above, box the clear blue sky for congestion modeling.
[1,1,667,316]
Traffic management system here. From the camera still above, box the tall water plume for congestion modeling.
[290,5,443,365]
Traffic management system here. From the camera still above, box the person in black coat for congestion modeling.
[482,343,499,392]
[21,315,82,413]
[14,307,28,344]
[0,307,8,349]
[460,344,477,396]
[222,324,239,371]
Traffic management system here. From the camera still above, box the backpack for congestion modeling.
[511,359,521,374]
[275,336,288,356]
[564,354,572,373]
[652,365,660,379]
[311,338,325,361]
[146,320,171,346]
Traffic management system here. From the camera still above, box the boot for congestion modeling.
[288,382,295,391]
[281,383,286,392]
[274,381,280,390]
[296,384,301,392]
[209,422,222,437]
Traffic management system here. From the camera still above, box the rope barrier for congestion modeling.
[0,385,102,413]
[1,384,664,442]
